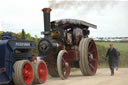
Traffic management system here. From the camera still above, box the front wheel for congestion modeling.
[57,50,71,80]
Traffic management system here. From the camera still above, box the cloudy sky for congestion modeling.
[0,0,128,37]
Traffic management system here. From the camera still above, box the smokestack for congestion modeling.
[42,8,52,35]
[22,29,25,40]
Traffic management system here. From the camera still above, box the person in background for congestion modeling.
[83,27,90,38]
[115,50,120,71]
[106,44,118,76]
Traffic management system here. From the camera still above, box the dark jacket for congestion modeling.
[106,48,118,61]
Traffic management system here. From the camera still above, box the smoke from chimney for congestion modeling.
[48,0,119,14]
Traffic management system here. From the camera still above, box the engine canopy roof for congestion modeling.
[51,19,97,30]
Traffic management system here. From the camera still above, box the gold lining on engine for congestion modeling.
[51,31,60,38]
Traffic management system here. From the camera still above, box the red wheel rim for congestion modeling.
[61,53,71,78]
[88,40,98,73]
[22,62,33,84]
[38,62,47,82]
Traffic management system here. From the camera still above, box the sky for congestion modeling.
[0,0,128,38]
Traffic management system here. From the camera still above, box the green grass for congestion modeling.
[71,68,80,72]
[96,41,128,67]
[96,42,128,52]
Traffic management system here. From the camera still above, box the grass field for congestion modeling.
[96,41,128,67]
[96,41,128,53]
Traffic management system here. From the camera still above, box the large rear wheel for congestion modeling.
[57,50,71,80]
[47,58,59,77]
[33,60,47,84]
[13,60,33,85]
[48,67,59,77]
[79,39,88,75]
[79,38,98,76]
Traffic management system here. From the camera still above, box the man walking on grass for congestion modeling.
[106,44,118,76]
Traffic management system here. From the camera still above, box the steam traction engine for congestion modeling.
[0,30,47,85]
[38,8,98,79]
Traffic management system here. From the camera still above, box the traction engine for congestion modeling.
[38,8,98,80]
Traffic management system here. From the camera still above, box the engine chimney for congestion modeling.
[42,8,52,35]
[22,29,25,40]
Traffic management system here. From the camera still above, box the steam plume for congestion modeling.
[48,0,119,10]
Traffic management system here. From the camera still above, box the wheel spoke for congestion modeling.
[89,58,95,62]
[90,49,96,53]
[91,59,96,62]
[89,64,95,71]
[62,58,66,66]
[65,63,70,77]
[89,41,93,49]
[62,59,70,77]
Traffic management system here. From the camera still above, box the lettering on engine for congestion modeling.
[16,42,31,46]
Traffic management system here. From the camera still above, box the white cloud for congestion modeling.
[0,0,49,36]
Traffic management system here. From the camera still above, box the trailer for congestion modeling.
[38,8,98,79]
